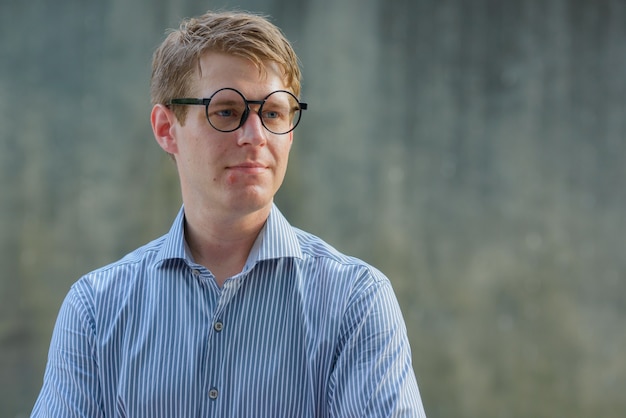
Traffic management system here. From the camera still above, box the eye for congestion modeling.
[216,108,236,118]
[209,103,243,120]
[263,110,281,120]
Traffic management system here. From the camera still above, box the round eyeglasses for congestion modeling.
[167,88,308,135]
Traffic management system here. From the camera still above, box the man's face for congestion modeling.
[167,52,294,219]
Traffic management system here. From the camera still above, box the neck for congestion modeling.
[184,203,271,287]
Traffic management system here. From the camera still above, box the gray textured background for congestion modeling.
[1,0,625,417]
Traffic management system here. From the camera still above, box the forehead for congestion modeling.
[194,51,288,97]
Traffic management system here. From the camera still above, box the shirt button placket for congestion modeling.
[208,387,219,400]
[208,320,223,403]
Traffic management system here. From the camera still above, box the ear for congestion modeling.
[151,104,179,155]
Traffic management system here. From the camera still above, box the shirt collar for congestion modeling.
[154,206,188,266]
[254,203,304,262]
[155,203,303,268]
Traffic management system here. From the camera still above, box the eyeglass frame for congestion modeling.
[166,87,308,135]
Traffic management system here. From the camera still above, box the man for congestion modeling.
[32,10,427,417]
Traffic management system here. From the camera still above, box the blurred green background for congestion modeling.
[1,0,625,417]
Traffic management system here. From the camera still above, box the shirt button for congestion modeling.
[208,387,219,400]
[214,321,224,332]
[191,269,200,277]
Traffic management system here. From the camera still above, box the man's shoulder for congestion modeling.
[292,227,347,260]
[292,227,388,284]
[78,234,171,288]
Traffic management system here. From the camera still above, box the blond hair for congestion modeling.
[150,11,302,123]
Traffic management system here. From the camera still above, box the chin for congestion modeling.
[228,192,273,214]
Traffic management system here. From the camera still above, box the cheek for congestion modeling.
[280,143,292,167]
[275,137,292,159]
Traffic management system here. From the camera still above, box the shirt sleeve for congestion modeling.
[31,284,104,417]
[327,275,427,418]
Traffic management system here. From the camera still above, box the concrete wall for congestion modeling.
[1,0,625,416]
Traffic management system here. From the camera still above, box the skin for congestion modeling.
[151,52,294,286]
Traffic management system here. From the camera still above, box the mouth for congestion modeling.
[227,162,268,174]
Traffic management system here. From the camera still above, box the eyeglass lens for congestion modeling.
[207,89,303,134]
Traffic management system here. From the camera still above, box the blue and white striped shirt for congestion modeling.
[32,205,426,417]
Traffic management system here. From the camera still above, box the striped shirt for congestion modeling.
[32,204,426,417]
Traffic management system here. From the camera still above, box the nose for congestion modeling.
[236,106,268,147]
